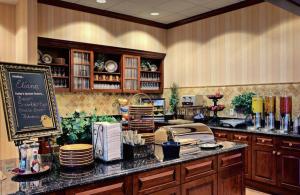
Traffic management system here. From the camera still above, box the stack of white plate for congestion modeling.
[59,144,94,167]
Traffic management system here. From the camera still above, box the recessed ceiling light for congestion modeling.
[150,12,159,16]
[96,0,106,3]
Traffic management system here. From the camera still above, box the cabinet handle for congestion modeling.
[238,136,241,140]
[272,151,276,155]
[261,139,265,143]
[289,143,293,147]
[277,152,281,156]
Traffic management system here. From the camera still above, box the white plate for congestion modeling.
[199,143,221,149]
[42,54,52,64]
[105,60,118,73]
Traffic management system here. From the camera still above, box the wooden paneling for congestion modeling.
[37,4,166,53]
[165,2,300,87]
[16,0,38,64]
[0,3,15,63]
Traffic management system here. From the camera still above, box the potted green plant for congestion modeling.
[231,92,256,115]
[56,110,117,145]
[169,83,179,118]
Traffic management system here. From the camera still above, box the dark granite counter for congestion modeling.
[0,141,246,195]
[210,126,300,139]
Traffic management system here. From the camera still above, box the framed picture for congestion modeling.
[0,63,62,141]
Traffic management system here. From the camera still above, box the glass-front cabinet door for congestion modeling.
[122,55,140,93]
[70,49,94,92]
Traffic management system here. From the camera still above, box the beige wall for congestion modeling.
[165,2,300,88]
[0,3,16,63]
[38,4,167,53]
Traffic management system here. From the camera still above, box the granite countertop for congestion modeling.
[209,126,300,139]
[0,141,246,195]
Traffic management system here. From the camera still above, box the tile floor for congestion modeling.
[246,188,270,195]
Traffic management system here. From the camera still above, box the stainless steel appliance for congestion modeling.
[181,95,205,106]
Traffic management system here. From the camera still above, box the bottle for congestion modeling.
[19,144,28,173]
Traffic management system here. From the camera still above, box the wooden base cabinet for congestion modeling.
[182,174,217,195]
[212,128,300,194]
[277,149,300,191]
[58,150,245,195]
[251,136,277,185]
[65,177,132,195]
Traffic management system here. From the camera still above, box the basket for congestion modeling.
[128,93,154,133]
[123,143,154,160]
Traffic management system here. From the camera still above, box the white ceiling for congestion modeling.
[62,0,244,24]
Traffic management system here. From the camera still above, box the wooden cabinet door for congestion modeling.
[65,177,131,195]
[218,150,245,195]
[212,130,232,141]
[133,165,180,194]
[252,136,276,185]
[70,49,94,92]
[181,174,217,195]
[277,149,300,192]
[147,186,180,195]
[122,54,140,93]
[232,133,252,179]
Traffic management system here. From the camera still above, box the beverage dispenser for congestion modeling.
[280,96,292,132]
[252,96,263,129]
[264,96,276,130]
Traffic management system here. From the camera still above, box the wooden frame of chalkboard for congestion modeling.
[0,63,62,141]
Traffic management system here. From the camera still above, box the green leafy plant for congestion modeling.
[56,110,117,145]
[169,83,179,114]
[231,92,256,115]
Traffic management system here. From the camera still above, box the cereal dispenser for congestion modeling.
[280,96,292,132]
[252,96,263,129]
[264,96,276,130]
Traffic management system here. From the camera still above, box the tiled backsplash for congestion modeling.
[163,83,300,120]
[55,93,159,117]
[55,83,300,119]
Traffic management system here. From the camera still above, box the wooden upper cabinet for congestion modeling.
[122,55,140,93]
[70,49,94,92]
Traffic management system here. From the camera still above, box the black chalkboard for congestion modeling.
[0,63,62,141]
[9,71,54,132]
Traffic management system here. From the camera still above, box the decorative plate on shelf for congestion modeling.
[105,60,118,73]
[149,64,158,72]
[95,60,105,72]
[42,54,52,64]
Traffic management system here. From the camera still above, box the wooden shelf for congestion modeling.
[52,76,69,79]
[140,80,161,83]
[94,80,120,83]
[39,63,69,67]
[141,70,160,73]
[93,89,122,93]
[54,87,70,93]
[94,71,121,75]
[73,63,91,66]
[74,75,90,78]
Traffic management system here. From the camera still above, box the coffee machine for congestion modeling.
[280,96,292,132]
[252,96,263,129]
[264,96,276,130]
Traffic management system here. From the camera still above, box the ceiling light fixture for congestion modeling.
[150,12,159,16]
[96,0,106,3]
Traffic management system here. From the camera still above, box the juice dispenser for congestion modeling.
[264,96,276,130]
[252,96,263,129]
[280,96,292,132]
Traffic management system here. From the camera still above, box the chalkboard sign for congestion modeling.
[0,63,62,141]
